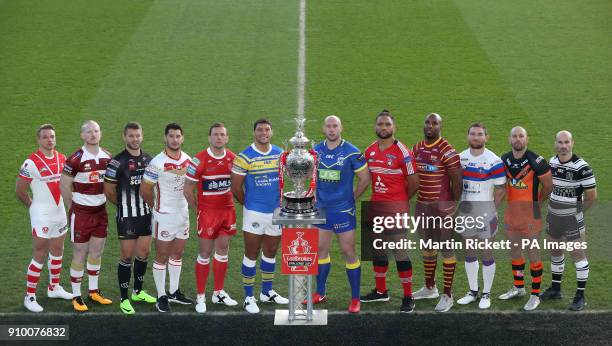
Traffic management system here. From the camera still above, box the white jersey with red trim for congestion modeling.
[18,149,66,223]
[144,150,191,214]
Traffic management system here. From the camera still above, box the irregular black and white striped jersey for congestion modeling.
[548,154,596,217]
[104,149,153,218]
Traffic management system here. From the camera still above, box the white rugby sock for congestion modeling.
[482,259,496,294]
[465,257,479,292]
[153,261,167,298]
[168,258,182,294]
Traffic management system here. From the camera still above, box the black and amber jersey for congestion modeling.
[502,150,551,220]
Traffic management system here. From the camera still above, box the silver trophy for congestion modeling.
[273,115,327,325]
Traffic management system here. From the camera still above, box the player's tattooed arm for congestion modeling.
[448,167,463,203]
[59,174,74,210]
[406,173,419,199]
[230,172,245,205]
[493,184,505,209]
[354,168,370,200]
[183,179,198,210]
[139,180,155,209]
[15,178,32,208]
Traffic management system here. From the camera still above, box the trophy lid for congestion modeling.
[289,130,310,148]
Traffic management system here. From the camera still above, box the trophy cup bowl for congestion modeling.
[280,134,317,217]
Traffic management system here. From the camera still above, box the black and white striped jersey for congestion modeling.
[104,149,153,218]
[548,154,596,217]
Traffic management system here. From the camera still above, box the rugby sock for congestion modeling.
[482,259,496,294]
[133,256,148,293]
[512,258,526,289]
[442,256,457,296]
[117,259,132,300]
[346,259,361,300]
[530,261,543,296]
[212,253,229,293]
[422,250,438,289]
[464,256,479,293]
[195,255,210,295]
[26,259,43,297]
[260,254,276,295]
[397,260,413,297]
[551,255,565,291]
[47,254,63,290]
[152,261,167,298]
[70,262,84,297]
[316,256,331,295]
[168,258,182,294]
[575,259,589,297]
[86,257,101,293]
[241,256,256,297]
[373,260,388,293]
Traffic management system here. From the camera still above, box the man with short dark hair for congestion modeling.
[104,122,156,314]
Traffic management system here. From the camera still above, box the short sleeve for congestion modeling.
[62,154,79,177]
[232,154,249,176]
[18,159,35,181]
[578,164,596,190]
[351,152,367,173]
[185,157,202,182]
[104,159,121,183]
[143,162,160,184]
[530,154,551,177]
[441,145,461,170]
[490,159,506,186]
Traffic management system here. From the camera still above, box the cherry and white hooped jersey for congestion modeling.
[144,150,191,214]
[18,149,66,220]
[63,146,112,209]
[459,148,506,202]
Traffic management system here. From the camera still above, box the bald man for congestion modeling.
[540,131,597,311]
[310,115,370,313]
[60,120,113,311]
[499,126,552,311]
[412,113,462,312]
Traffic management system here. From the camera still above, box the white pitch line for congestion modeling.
[296,0,307,118]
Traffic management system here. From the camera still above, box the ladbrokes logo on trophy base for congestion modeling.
[281,228,318,275]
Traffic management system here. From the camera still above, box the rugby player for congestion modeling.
[360,110,420,313]
[499,126,552,311]
[412,113,463,312]
[184,123,238,313]
[231,118,288,314]
[60,120,113,311]
[104,122,156,314]
[455,122,506,309]
[540,131,596,311]
[140,123,193,312]
[17,124,73,312]
[309,115,370,313]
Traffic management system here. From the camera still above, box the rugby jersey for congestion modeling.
[63,146,112,211]
[412,137,461,203]
[104,149,152,218]
[548,154,596,217]
[365,140,417,202]
[186,147,235,209]
[232,143,282,213]
[459,148,506,202]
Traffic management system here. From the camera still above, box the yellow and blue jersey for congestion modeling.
[232,143,282,213]
[315,139,367,210]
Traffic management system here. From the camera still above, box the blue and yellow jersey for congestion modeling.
[315,139,367,210]
[232,143,282,213]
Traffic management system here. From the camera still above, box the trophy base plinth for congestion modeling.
[279,192,318,218]
[274,309,328,326]
[272,207,326,225]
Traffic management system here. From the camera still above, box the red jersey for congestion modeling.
[62,146,112,211]
[412,137,461,203]
[185,148,235,209]
[365,140,417,202]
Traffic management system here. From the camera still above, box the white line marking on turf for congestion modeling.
[296,0,306,118]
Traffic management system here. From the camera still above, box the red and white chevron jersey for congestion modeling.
[62,147,112,211]
[19,149,66,221]
[365,140,417,202]
[186,148,235,209]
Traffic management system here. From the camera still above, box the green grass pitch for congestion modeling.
[0,0,610,315]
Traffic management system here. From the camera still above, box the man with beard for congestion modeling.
[411,113,463,312]
[540,131,596,311]
[455,122,506,310]
[184,123,238,313]
[231,118,288,314]
[140,123,193,312]
[360,110,420,313]
[499,126,552,311]
[309,115,370,313]
[104,122,156,314]
[60,120,113,312]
